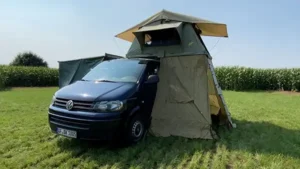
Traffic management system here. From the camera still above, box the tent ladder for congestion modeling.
[208,59,236,128]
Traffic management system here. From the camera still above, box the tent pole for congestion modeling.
[194,24,236,128]
[207,59,236,128]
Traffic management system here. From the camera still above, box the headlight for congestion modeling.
[51,96,56,105]
[94,101,124,112]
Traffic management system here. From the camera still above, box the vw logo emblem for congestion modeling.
[66,100,74,110]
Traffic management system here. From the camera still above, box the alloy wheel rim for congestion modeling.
[132,121,143,138]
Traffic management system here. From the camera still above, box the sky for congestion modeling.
[0,0,300,68]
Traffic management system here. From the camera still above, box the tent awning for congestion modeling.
[116,9,228,42]
[134,22,182,33]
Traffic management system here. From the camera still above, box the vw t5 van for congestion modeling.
[48,58,159,144]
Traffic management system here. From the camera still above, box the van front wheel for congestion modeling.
[125,115,146,145]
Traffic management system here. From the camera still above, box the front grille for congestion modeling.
[49,113,90,130]
[53,98,94,111]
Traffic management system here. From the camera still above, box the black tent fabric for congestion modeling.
[58,53,123,88]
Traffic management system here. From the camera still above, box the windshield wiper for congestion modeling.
[95,79,116,83]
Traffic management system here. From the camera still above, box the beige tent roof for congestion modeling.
[134,22,182,33]
[116,9,228,42]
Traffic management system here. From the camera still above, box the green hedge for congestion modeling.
[215,67,300,91]
[0,65,58,88]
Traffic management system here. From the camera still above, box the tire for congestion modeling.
[124,114,146,145]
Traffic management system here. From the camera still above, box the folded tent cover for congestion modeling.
[116,9,235,139]
[58,53,123,88]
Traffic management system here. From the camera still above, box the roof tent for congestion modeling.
[116,9,228,42]
[116,9,234,139]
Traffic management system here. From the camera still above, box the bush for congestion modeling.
[10,52,48,67]
[215,67,300,91]
[0,65,58,88]
[0,65,7,90]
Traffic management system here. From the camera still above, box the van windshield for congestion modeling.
[82,60,146,83]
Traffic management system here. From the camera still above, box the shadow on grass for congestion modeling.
[0,87,11,92]
[56,135,215,168]
[219,119,300,157]
[56,119,300,168]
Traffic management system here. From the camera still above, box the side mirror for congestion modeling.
[145,75,159,84]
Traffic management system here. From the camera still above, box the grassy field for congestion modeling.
[0,88,300,169]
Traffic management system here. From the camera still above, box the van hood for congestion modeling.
[55,81,137,102]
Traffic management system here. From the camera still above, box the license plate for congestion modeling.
[57,128,77,138]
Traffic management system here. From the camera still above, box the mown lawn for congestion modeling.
[0,88,300,169]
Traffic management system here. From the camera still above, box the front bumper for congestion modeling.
[48,106,123,140]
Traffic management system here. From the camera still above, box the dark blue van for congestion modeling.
[48,58,160,144]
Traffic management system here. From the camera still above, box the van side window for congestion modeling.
[146,62,160,77]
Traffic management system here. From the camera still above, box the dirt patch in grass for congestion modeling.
[268,90,300,95]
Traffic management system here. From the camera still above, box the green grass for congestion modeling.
[1,88,300,169]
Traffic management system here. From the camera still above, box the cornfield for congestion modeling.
[1,65,300,91]
[0,65,58,88]
[215,66,300,91]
